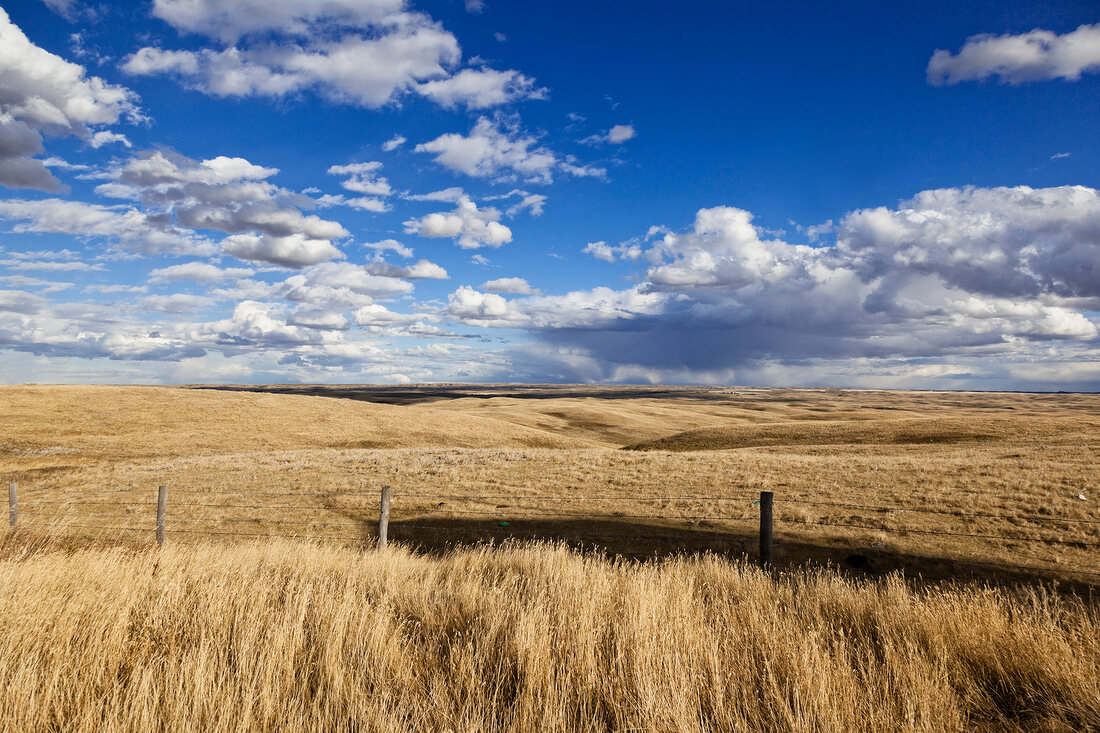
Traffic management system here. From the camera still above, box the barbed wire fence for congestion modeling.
[6,481,1100,583]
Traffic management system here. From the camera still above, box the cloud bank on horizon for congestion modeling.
[0,1,1097,389]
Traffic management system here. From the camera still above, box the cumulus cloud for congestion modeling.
[148,262,256,283]
[277,261,415,304]
[124,2,540,111]
[481,277,538,294]
[0,197,210,256]
[353,303,417,326]
[928,23,1100,85]
[404,193,512,249]
[221,233,343,268]
[0,8,139,190]
[287,309,348,330]
[445,284,665,329]
[582,240,641,262]
[363,238,414,258]
[100,149,349,266]
[325,160,392,212]
[417,68,546,109]
[449,185,1100,385]
[365,259,448,279]
[414,117,603,184]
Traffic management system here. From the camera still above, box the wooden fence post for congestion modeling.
[378,485,391,549]
[8,482,15,528]
[156,485,167,545]
[759,490,773,571]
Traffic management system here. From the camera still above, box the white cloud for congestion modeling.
[607,124,636,143]
[221,232,343,268]
[123,30,460,108]
[0,256,103,272]
[125,3,541,111]
[363,238,414,258]
[0,197,210,255]
[417,68,546,109]
[365,259,448,279]
[444,285,664,329]
[443,286,524,326]
[287,309,348,330]
[88,131,131,148]
[381,134,406,151]
[353,303,417,326]
[101,149,348,266]
[197,300,323,347]
[481,185,1100,386]
[414,117,600,184]
[0,8,139,190]
[150,0,406,43]
[327,161,392,196]
[403,193,512,249]
[137,293,215,313]
[581,124,636,146]
[148,262,256,283]
[928,23,1100,85]
[279,261,415,302]
[504,192,547,217]
[464,0,485,14]
[582,240,641,262]
[0,274,72,293]
[481,277,538,294]
[41,0,79,20]
[1051,152,1071,160]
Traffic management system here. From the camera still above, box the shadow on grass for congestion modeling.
[373,515,1098,595]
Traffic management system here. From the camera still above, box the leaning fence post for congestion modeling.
[8,482,15,528]
[759,490,773,571]
[378,485,391,549]
[156,485,167,545]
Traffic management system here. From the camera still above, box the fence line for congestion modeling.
[6,480,1099,582]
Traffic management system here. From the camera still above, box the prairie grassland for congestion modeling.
[0,385,1097,583]
[0,535,1098,732]
[1,385,1099,731]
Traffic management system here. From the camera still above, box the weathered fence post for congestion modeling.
[759,490,773,571]
[378,485,391,549]
[8,482,15,528]
[156,485,167,545]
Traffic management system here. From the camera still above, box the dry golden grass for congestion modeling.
[1,384,1099,730]
[1,384,1096,584]
[0,534,1097,732]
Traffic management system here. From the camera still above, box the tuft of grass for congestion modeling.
[0,535,1097,732]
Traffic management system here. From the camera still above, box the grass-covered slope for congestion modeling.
[0,536,1096,732]
[623,416,1087,451]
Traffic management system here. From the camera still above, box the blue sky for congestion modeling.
[0,0,1098,388]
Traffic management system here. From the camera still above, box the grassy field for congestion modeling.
[1,535,1098,732]
[1,384,1097,582]
[0,384,1098,730]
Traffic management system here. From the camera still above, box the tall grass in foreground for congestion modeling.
[0,536,1097,732]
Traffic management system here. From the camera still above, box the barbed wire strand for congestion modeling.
[775,516,1100,548]
[172,517,368,527]
[403,507,755,522]
[780,498,1100,525]
[16,488,1097,526]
